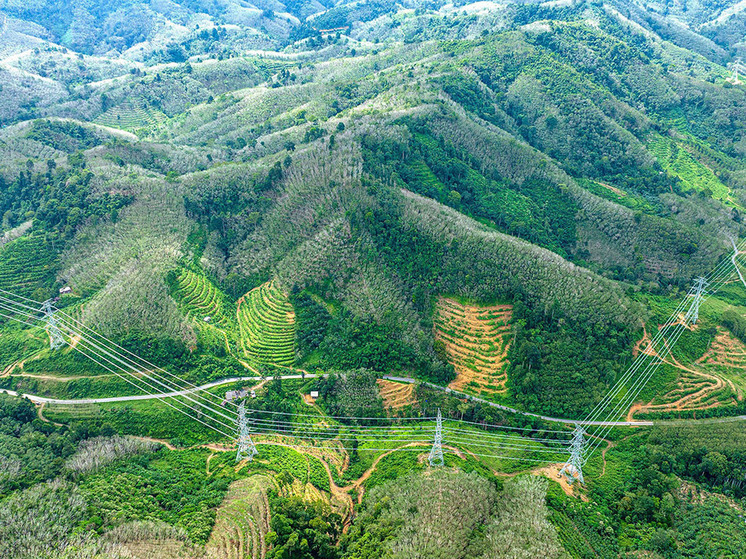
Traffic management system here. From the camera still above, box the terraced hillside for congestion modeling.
[237,281,296,367]
[0,234,59,298]
[206,475,273,559]
[700,328,746,386]
[636,367,736,417]
[433,298,512,397]
[171,268,235,329]
[94,99,167,131]
[630,327,744,418]
[376,379,416,410]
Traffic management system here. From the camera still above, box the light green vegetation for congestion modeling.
[44,398,230,446]
[94,100,168,132]
[575,177,657,213]
[238,281,296,367]
[647,134,735,205]
[0,326,46,371]
[0,234,59,300]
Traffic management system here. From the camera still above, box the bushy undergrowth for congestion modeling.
[343,470,566,559]
[65,435,161,474]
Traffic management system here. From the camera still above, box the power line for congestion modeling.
[0,297,567,454]
[576,245,745,468]
[5,246,740,473]
[582,246,741,428]
[428,408,444,466]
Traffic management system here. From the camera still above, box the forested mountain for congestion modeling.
[1,0,746,557]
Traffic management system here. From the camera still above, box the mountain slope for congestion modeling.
[0,1,744,418]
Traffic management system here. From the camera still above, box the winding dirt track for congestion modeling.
[627,324,740,420]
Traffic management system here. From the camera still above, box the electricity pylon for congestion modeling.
[236,400,258,463]
[429,408,444,467]
[684,277,707,326]
[42,299,65,350]
[559,424,586,484]
[728,58,744,84]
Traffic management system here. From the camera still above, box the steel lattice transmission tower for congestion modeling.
[728,58,744,84]
[42,299,65,350]
[236,400,258,463]
[684,277,708,326]
[429,408,444,467]
[559,424,586,484]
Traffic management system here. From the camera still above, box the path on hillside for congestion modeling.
[381,376,654,427]
[0,373,319,404]
[1,373,654,427]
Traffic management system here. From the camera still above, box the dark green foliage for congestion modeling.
[367,126,579,258]
[355,180,633,415]
[536,426,746,559]
[182,162,281,264]
[721,309,746,343]
[266,492,342,559]
[641,423,746,497]
[546,482,621,558]
[0,235,60,300]
[674,497,746,558]
[314,371,385,424]
[318,312,453,381]
[0,393,85,496]
[26,120,103,153]
[185,224,208,265]
[291,290,331,358]
[508,298,636,417]
[80,449,230,544]
[242,377,296,432]
[0,162,132,239]
[439,73,500,124]
[119,332,247,384]
[568,427,746,556]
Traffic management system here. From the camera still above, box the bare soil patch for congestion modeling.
[377,379,416,410]
[434,297,512,396]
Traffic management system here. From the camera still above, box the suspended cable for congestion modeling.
[62,328,241,430]
[53,313,238,414]
[63,341,235,439]
[582,250,739,428]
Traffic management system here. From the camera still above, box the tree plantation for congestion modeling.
[1,0,746,557]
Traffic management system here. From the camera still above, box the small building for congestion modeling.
[250,390,256,398]
[310,390,319,399]
[59,286,72,295]
[203,316,212,323]
[226,388,249,402]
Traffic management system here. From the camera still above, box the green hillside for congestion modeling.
[237,281,296,367]
[2,0,746,556]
